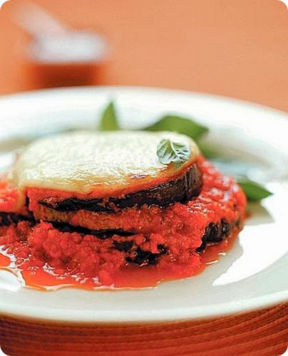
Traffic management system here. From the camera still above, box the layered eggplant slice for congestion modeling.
[0,130,246,284]
[37,162,202,213]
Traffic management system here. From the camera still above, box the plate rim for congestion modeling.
[1,84,288,119]
[0,289,287,323]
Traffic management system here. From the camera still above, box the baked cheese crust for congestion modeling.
[10,131,199,194]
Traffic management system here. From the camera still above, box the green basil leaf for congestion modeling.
[99,101,120,131]
[211,158,272,201]
[157,139,191,167]
[237,179,273,202]
[198,142,221,159]
[144,115,208,140]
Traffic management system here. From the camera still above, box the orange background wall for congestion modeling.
[0,0,288,112]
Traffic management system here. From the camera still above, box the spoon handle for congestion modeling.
[7,2,68,38]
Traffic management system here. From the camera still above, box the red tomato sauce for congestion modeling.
[0,230,238,290]
[0,158,246,290]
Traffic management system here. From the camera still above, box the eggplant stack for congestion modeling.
[0,131,246,285]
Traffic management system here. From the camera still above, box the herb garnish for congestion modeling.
[99,101,119,131]
[97,101,272,201]
[208,158,273,201]
[236,179,272,201]
[144,115,208,140]
[157,139,191,167]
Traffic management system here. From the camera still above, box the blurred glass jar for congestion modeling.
[28,30,108,87]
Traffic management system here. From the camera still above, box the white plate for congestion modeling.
[0,86,287,323]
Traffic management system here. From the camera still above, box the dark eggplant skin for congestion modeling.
[0,212,34,226]
[0,213,241,266]
[39,163,203,213]
[48,221,135,240]
[126,245,168,266]
[195,219,233,252]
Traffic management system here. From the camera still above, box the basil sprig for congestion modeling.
[98,101,272,201]
[99,102,208,139]
[237,179,272,202]
[144,115,208,140]
[157,139,191,167]
[99,101,119,131]
[210,158,273,201]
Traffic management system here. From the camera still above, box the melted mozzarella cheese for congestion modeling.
[10,131,199,194]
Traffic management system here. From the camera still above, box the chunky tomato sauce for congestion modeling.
[0,158,246,289]
[0,230,238,290]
